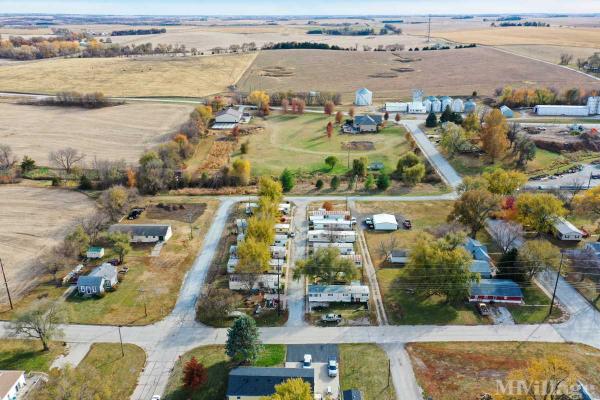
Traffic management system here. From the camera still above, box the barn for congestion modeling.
[372,214,398,231]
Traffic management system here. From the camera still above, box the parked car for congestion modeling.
[303,354,312,368]
[403,219,412,230]
[321,313,342,323]
[151,396,161,400]
[127,208,144,220]
[364,217,374,229]
[591,174,600,180]
[328,358,338,377]
[476,302,491,316]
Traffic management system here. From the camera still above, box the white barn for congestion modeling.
[372,214,398,231]
[354,88,373,106]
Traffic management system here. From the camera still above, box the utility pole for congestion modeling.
[0,258,13,310]
[548,252,564,318]
[427,15,431,43]
[588,170,593,189]
[118,325,124,357]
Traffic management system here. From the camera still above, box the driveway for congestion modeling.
[382,343,424,400]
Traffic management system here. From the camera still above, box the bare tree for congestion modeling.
[11,300,64,351]
[80,211,109,243]
[49,147,85,174]
[487,220,524,254]
[378,236,398,260]
[0,144,16,170]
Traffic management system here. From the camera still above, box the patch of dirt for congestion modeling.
[369,72,398,78]
[145,203,206,222]
[260,65,295,77]
[342,141,376,151]
[392,54,422,63]
[525,127,600,152]
[391,67,415,73]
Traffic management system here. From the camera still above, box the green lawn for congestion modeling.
[234,113,409,176]
[339,344,396,400]
[0,340,65,372]
[163,344,285,400]
[510,284,562,324]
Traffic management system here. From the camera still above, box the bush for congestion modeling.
[280,169,295,192]
[330,176,340,190]
[315,179,324,190]
[51,176,61,186]
[79,174,93,190]
[240,141,249,154]
[377,173,391,190]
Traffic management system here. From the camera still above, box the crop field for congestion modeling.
[0,186,95,305]
[238,47,599,101]
[0,53,257,97]
[0,102,192,164]
[496,45,599,66]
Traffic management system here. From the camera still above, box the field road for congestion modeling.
[382,343,424,400]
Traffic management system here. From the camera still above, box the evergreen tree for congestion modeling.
[330,175,340,190]
[440,105,453,123]
[225,315,262,364]
[280,168,295,192]
[425,112,438,128]
[377,173,390,190]
[315,179,324,190]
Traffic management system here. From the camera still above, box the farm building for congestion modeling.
[423,99,432,112]
[372,214,398,231]
[226,367,314,399]
[77,263,118,296]
[469,279,523,304]
[354,88,373,106]
[215,108,243,124]
[307,230,356,243]
[0,371,25,400]
[108,224,172,243]
[388,249,409,265]
[353,114,383,133]
[86,246,104,259]
[228,273,280,291]
[464,99,476,113]
[552,217,584,241]
[312,242,355,255]
[451,98,464,113]
[385,102,408,113]
[500,105,514,118]
[308,284,370,304]
[408,102,427,114]
[534,105,590,117]
[440,96,453,112]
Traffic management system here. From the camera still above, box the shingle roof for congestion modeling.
[108,224,170,237]
[343,389,364,400]
[226,367,314,397]
[470,279,523,298]
[216,108,243,119]
[77,275,104,287]
[0,370,23,399]
[354,114,383,126]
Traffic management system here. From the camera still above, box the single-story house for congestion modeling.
[228,273,281,291]
[307,230,356,243]
[310,219,355,231]
[215,108,243,124]
[273,234,289,247]
[86,246,104,259]
[77,263,119,296]
[226,367,314,399]
[343,389,364,400]
[353,114,383,133]
[308,284,370,304]
[372,214,398,231]
[274,223,290,234]
[0,370,25,400]
[108,224,172,243]
[309,210,350,220]
[312,242,355,255]
[388,250,409,265]
[469,279,523,304]
[552,217,584,241]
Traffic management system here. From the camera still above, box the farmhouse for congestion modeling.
[0,370,25,400]
[307,230,356,243]
[308,284,370,304]
[372,214,398,231]
[77,263,118,296]
[312,242,355,255]
[353,114,383,133]
[108,224,172,243]
[215,108,243,123]
[226,367,314,400]
[86,246,104,259]
[354,87,373,106]
[469,279,523,304]
[552,217,584,241]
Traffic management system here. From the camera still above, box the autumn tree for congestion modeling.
[100,185,136,221]
[513,134,536,167]
[225,315,262,364]
[182,357,208,390]
[236,237,270,288]
[516,193,566,235]
[335,111,343,124]
[108,231,131,264]
[448,189,500,238]
[266,378,313,400]
[49,147,85,174]
[258,176,283,204]
[480,109,509,162]
[324,100,335,115]
[326,121,334,139]
[197,285,242,322]
[64,225,90,258]
[193,105,213,127]
[397,152,425,185]
[348,107,355,118]
[395,112,401,123]
[439,122,470,157]
[462,112,480,134]
[482,169,527,195]
[322,201,334,211]
[518,239,561,281]
[487,220,523,254]
[294,247,358,284]
[247,216,275,245]
[573,186,600,229]
[248,90,270,110]
[364,174,375,191]
[11,300,64,351]
[457,176,488,194]
[232,159,251,186]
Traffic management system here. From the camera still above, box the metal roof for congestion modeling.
[308,284,369,295]
[109,224,170,237]
[216,108,243,118]
[227,367,314,397]
[470,260,492,277]
[372,214,398,225]
[356,87,372,94]
[343,389,364,400]
[553,217,583,236]
[470,279,523,298]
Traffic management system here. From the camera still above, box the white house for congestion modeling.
[312,242,355,255]
[77,263,119,296]
[552,217,584,241]
[308,284,370,304]
[372,214,398,231]
[388,250,409,265]
[228,273,280,291]
[0,370,25,400]
[310,219,355,231]
[307,230,356,243]
[215,108,243,123]
[309,210,350,220]
[108,224,172,243]
[86,246,104,259]
[270,245,287,259]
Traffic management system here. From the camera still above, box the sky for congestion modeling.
[1,0,599,16]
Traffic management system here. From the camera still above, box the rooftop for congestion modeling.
[354,114,383,126]
[372,214,398,225]
[227,367,314,397]
[0,370,23,399]
[308,284,369,295]
[553,217,583,236]
[470,279,523,298]
[108,224,171,237]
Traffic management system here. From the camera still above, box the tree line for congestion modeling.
[496,85,598,108]
[110,28,166,36]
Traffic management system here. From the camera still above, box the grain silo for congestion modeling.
[354,88,373,106]
[588,96,600,115]
[464,99,476,113]
[440,96,453,112]
[432,99,442,113]
[423,99,433,112]
[452,98,464,113]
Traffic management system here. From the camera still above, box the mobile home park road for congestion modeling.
[0,125,599,399]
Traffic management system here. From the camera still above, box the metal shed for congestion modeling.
[354,88,373,106]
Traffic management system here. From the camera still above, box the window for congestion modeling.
[86,287,91,294]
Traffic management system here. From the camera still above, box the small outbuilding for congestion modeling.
[108,224,172,243]
[354,88,373,106]
[552,217,583,241]
[86,246,105,259]
[500,105,514,118]
[372,214,398,231]
[469,279,523,304]
[388,249,409,265]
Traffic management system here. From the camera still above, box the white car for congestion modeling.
[328,358,338,377]
[151,396,161,400]
[303,354,312,368]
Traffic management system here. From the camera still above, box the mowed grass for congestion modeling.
[163,344,285,400]
[339,344,396,400]
[78,343,146,399]
[407,342,600,400]
[510,285,563,324]
[0,53,257,97]
[0,340,65,372]
[234,113,409,176]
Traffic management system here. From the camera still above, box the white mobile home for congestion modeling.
[309,210,350,219]
[311,242,355,255]
[108,224,172,243]
[308,284,370,304]
[388,250,409,265]
[227,257,285,274]
[229,273,280,291]
[339,254,363,267]
[307,230,356,243]
[310,219,355,231]
[372,214,398,231]
[274,223,290,234]
[552,217,584,241]
[0,370,26,400]
[273,234,289,246]
[235,219,247,234]
[270,245,287,259]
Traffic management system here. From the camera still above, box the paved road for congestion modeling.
[286,200,309,327]
[402,120,463,189]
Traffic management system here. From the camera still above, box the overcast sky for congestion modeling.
[1,0,599,15]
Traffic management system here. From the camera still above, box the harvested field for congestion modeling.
[0,186,95,304]
[497,45,599,66]
[0,102,192,164]
[238,47,600,101]
[0,53,257,97]
[437,27,600,47]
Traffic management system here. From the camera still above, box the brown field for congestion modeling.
[238,47,600,101]
[437,26,600,47]
[0,102,192,164]
[0,53,257,97]
[0,186,95,304]
[496,44,599,66]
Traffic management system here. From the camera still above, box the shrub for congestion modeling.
[377,173,391,190]
[315,179,324,190]
[330,176,340,190]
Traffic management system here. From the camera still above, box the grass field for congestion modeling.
[238,47,598,101]
[0,340,65,372]
[0,186,95,307]
[497,44,599,67]
[163,344,285,400]
[0,102,192,164]
[407,342,600,400]
[0,53,256,97]
[339,344,396,400]
[234,113,410,176]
